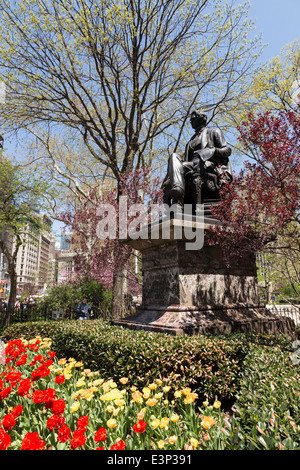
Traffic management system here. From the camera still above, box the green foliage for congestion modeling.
[52,321,249,403]
[231,342,300,449]
[41,278,113,317]
[1,319,247,403]
[278,283,300,303]
[1,321,299,449]
[1,321,58,341]
[0,158,52,231]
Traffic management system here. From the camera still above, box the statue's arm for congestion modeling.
[211,129,231,160]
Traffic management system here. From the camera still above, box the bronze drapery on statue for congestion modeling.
[162,110,232,215]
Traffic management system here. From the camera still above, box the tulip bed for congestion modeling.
[0,321,300,450]
[0,335,233,450]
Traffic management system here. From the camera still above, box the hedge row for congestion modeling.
[229,342,300,449]
[1,319,249,404]
[2,320,300,449]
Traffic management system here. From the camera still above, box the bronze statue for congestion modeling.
[163,110,232,214]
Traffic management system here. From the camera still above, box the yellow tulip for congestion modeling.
[201,416,215,429]
[190,438,199,448]
[170,414,180,423]
[148,383,157,390]
[119,377,128,384]
[160,417,169,428]
[151,418,160,429]
[146,398,157,407]
[169,436,178,445]
[142,387,151,398]
[107,418,117,429]
[70,401,80,413]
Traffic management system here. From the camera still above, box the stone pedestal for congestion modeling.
[114,219,295,338]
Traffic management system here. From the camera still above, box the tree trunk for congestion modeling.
[0,236,22,328]
[5,266,17,327]
[112,269,128,319]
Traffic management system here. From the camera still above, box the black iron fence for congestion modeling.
[2,303,298,332]
[0,305,55,331]
[0,304,109,331]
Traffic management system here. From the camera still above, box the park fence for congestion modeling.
[1,303,299,332]
[0,305,106,331]
[0,305,50,331]
[266,305,300,326]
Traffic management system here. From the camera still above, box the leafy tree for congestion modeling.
[0,0,263,195]
[257,241,300,306]
[0,155,54,322]
[208,108,300,283]
[246,40,300,117]
[0,0,263,314]
[221,40,300,167]
[42,277,113,318]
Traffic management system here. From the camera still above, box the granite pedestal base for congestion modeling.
[114,219,296,338]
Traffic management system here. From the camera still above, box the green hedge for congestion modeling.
[1,319,299,449]
[1,320,58,341]
[229,342,300,449]
[1,319,248,404]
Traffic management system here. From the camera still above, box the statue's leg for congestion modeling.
[186,158,202,214]
[162,176,172,206]
[168,153,185,207]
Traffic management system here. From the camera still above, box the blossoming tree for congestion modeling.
[58,166,162,317]
[208,107,300,297]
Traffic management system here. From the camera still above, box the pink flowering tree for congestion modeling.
[207,108,300,289]
[58,166,163,318]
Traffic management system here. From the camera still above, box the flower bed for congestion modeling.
[0,335,235,450]
[1,325,300,450]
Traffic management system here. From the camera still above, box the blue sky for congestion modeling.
[249,0,299,60]
[4,0,300,238]
[52,0,300,237]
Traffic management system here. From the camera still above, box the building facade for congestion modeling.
[13,214,53,294]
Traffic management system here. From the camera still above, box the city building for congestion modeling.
[1,217,76,296]
[56,249,75,284]
[0,232,12,297]
[60,231,72,250]
[47,233,57,290]
[14,213,53,294]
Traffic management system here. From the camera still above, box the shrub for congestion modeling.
[1,322,299,449]
[231,343,300,449]
[0,335,241,450]
[50,320,248,404]
[1,321,59,343]
[1,319,247,403]
[39,277,113,319]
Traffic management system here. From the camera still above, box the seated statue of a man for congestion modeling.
[162,110,232,213]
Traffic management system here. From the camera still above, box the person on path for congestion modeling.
[76,298,93,320]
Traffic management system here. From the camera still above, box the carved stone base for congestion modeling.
[114,220,296,338]
[114,305,296,338]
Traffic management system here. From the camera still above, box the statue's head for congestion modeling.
[190,110,207,129]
